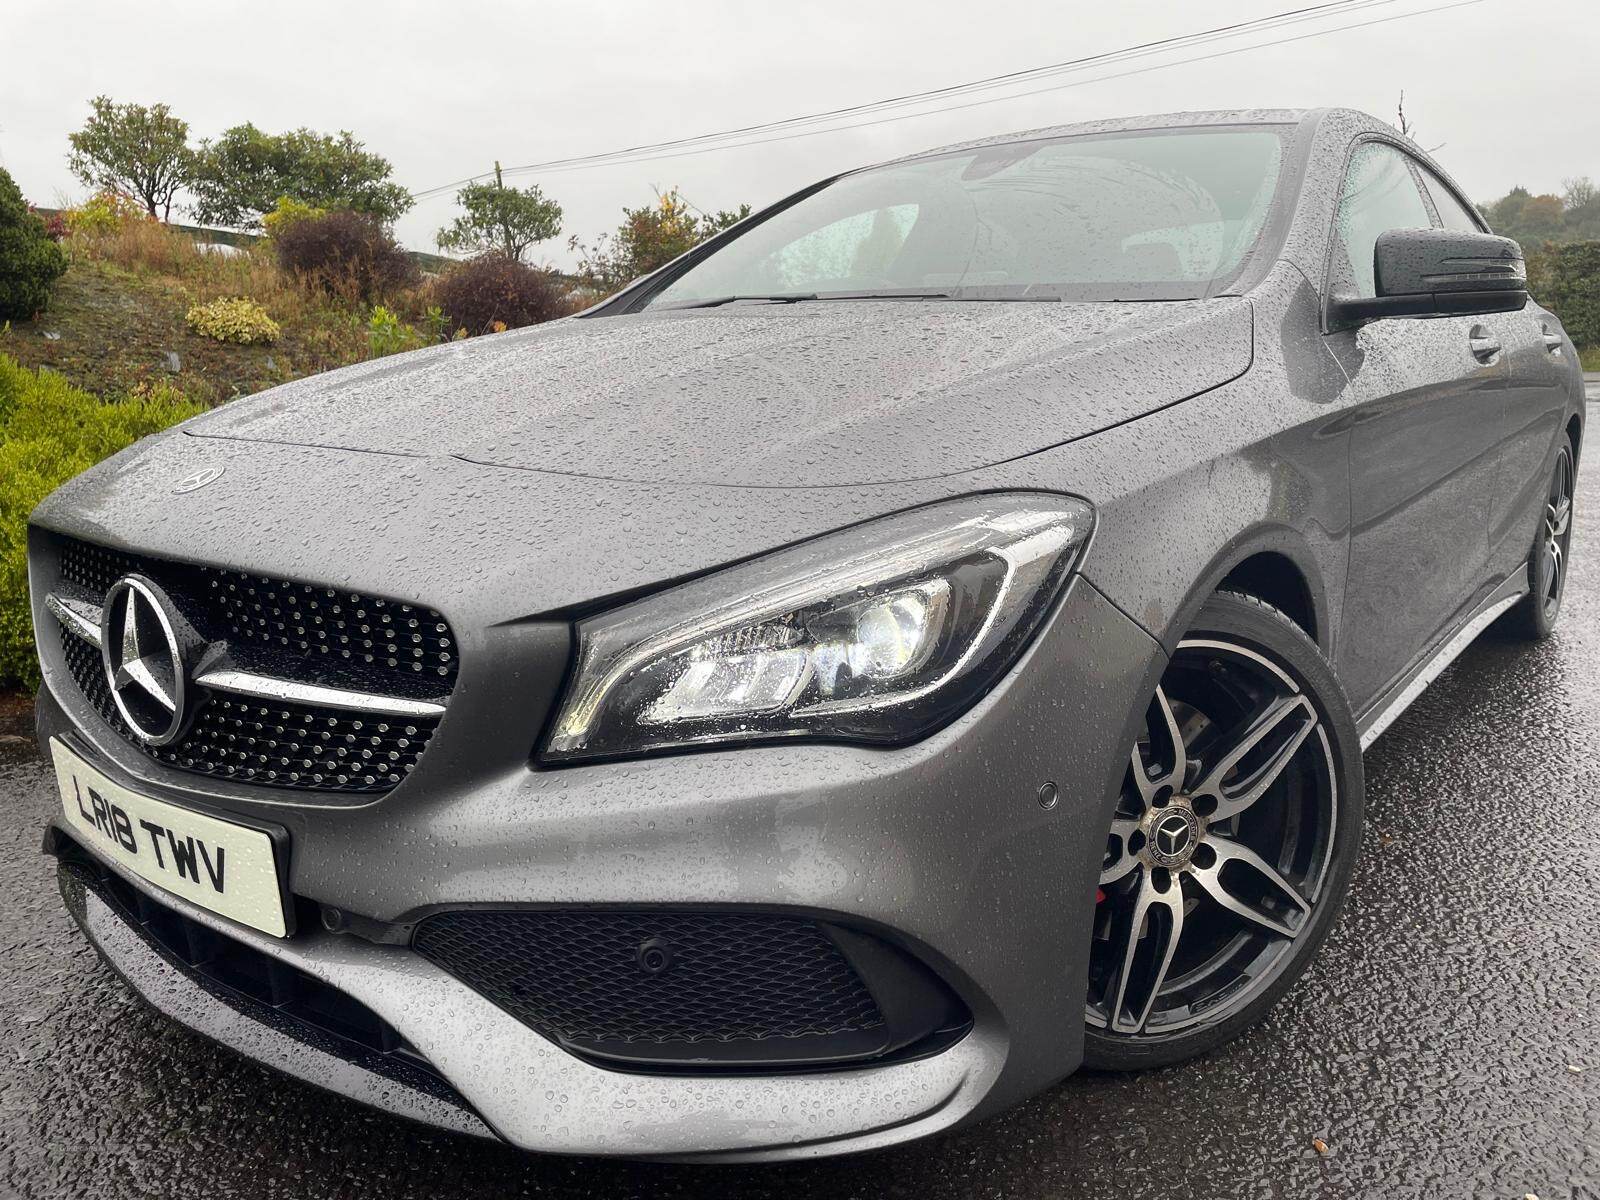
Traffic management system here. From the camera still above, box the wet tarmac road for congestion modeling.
[2,446,1597,1200]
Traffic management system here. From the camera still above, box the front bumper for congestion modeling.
[39,574,1162,1161]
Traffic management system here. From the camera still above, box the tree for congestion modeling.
[190,124,412,229]
[66,97,193,220]
[436,169,562,261]
[1563,176,1598,210]
[0,168,68,319]
[570,188,752,293]
[1518,194,1565,238]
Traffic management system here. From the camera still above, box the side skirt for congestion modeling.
[1356,566,1530,751]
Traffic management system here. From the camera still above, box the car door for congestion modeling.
[1414,163,1576,572]
[1328,140,1507,713]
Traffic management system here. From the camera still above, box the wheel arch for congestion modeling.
[1157,530,1332,657]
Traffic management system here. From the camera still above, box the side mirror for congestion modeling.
[1329,228,1527,329]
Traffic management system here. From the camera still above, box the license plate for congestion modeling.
[52,739,289,937]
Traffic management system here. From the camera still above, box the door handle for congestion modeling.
[1469,332,1501,361]
[1540,322,1563,355]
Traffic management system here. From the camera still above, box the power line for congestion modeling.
[411,0,1486,201]
[580,0,1485,173]
[414,0,1379,199]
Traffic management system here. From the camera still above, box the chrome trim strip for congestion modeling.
[46,593,104,648]
[1358,569,1528,751]
[193,669,447,719]
[47,592,445,719]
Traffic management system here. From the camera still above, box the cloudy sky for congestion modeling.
[3,0,1596,265]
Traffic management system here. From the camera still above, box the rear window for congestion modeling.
[645,127,1286,307]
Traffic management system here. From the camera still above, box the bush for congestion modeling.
[366,305,426,357]
[1540,240,1600,349]
[186,296,281,344]
[261,194,326,240]
[0,354,205,687]
[432,253,570,336]
[273,210,416,300]
[0,169,68,320]
[63,189,143,238]
[32,208,66,243]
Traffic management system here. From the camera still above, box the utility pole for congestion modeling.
[495,160,503,189]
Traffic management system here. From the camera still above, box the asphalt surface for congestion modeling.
[2,445,1597,1200]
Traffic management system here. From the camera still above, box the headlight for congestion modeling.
[542,493,1093,762]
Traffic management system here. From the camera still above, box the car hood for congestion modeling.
[185,299,1252,487]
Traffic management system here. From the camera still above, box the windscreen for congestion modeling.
[645,127,1286,307]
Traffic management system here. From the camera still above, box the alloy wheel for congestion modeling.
[1538,446,1575,621]
[1087,637,1338,1037]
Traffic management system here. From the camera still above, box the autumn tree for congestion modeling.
[66,97,194,220]
[570,188,751,293]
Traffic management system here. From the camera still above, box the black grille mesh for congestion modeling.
[59,632,436,792]
[413,911,884,1048]
[50,535,452,794]
[56,537,458,688]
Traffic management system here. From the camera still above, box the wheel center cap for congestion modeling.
[1145,803,1202,868]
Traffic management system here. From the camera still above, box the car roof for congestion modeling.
[878,107,1395,166]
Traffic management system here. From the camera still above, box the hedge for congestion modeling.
[1538,241,1600,350]
[0,356,206,688]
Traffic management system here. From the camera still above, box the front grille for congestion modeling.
[413,910,885,1059]
[45,534,455,795]
[55,837,462,1107]
[57,538,458,690]
[61,634,435,790]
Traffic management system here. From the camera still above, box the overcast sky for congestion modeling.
[3,0,1596,265]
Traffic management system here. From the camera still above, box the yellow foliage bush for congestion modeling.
[185,296,280,344]
[63,190,145,238]
[262,195,328,239]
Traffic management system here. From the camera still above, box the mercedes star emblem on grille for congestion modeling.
[99,576,192,746]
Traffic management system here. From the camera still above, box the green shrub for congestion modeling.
[0,168,68,320]
[1540,240,1600,350]
[185,296,281,344]
[0,355,206,688]
[366,305,425,358]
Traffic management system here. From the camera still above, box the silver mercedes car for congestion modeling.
[28,108,1582,1160]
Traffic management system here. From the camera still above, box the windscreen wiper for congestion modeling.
[660,290,953,310]
[659,294,818,310]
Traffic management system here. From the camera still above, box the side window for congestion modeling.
[1416,165,1483,232]
[1333,142,1433,297]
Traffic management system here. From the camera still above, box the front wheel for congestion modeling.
[1083,591,1365,1071]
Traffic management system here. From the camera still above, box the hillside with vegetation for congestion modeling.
[0,94,756,694]
[1,93,1596,697]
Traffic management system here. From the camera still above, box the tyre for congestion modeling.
[1500,436,1576,641]
[1083,590,1364,1071]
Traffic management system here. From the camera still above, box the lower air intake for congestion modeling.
[412,909,966,1071]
